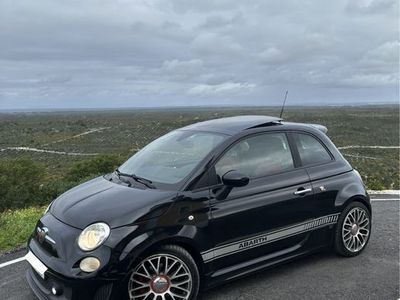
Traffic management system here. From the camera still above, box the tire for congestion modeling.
[334,201,371,257]
[127,244,200,300]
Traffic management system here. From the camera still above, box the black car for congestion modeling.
[26,115,372,300]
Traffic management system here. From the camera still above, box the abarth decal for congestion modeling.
[202,213,339,263]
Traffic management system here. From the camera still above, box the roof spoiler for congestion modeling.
[247,118,283,129]
[308,124,328,134]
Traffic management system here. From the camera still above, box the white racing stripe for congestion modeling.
[202,213,340,262]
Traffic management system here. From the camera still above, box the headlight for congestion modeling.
[78,223,110,251]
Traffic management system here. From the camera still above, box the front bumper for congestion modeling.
[26,264,113,300]
[25,213,123,300]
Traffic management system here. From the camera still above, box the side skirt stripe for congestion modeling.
[201,213,339,263]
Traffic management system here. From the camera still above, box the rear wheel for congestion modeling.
[334,202,371,257]
[128,245,200,300]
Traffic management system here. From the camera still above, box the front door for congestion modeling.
[204,132,320,271]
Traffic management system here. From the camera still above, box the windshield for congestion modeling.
[118,130,227,186]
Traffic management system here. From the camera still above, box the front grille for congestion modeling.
[35,221,59,258]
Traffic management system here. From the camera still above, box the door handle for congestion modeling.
[294,188,312,195]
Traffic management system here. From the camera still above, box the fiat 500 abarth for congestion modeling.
[26,116,371,300]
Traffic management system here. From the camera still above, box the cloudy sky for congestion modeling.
[0,0,398,109]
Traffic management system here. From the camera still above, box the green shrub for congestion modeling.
[66,155,124,182]
[40,179,80,202]
[0,155,125,211]
[41,173,112,202]
[0,160,45,211]
[365,176,386,190]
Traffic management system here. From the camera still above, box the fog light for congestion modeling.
[51,285,62,296]
[79,257,101,273]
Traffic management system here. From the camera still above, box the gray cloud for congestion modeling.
[0,0,398,109]
[188,82,256,97]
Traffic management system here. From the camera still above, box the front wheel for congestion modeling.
[128,245,200,300]
[334,201,371,257]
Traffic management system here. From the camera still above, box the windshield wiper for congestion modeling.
[115,169,156,189]
[114,169,132,187]
[130,174,156,189]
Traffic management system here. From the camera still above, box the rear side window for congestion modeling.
[293,133,332,166]
[215,133,294,180]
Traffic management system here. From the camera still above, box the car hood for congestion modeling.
[50,176,176,229]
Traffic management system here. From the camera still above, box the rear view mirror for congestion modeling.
[216,170,249,200]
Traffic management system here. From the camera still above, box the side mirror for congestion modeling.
[216,170,249,200]
[222,170,250,187]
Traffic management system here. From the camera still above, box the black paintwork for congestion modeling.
[50,177,176,229]
[180,115,282,135]
[26,116,371,300]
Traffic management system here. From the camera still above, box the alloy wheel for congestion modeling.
[128,254,193,300]
[342,207,370,253]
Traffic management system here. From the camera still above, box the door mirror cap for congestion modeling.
[222,170,249,187]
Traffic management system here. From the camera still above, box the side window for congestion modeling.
[215,133,294,181]
[293,133,332,166]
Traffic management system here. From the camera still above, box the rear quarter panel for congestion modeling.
[309,169,369,211]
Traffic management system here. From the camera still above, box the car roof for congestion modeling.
[180,115,283,135]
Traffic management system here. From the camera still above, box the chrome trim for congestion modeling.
[44,235,56,245]
[36,226,56,245]
[294,188,312,195]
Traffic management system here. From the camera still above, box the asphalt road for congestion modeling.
[0,196,399,300]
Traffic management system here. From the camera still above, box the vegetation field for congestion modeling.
[0,207,45,253]
[0,105,398,252]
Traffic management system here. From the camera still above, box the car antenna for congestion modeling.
[279,90,289,119]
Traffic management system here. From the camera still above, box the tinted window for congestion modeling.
[215,133,294,180]
[293,133,332,166]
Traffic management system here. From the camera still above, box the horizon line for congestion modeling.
[0,102,398,113]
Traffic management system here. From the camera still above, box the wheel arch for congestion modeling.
[334,178,371,214]
[340,195,372,215]
[120,236,203,300]
[120,234,205,280]
[149,238,205,277]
